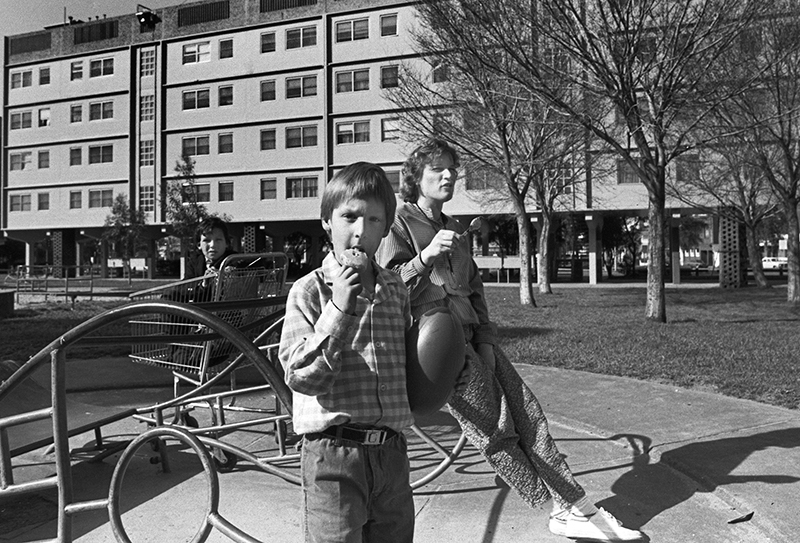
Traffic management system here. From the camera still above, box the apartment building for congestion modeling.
[5,0,703,282]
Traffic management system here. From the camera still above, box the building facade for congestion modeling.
[4,0,701,282]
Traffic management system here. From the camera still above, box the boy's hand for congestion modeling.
[332,265,362,315]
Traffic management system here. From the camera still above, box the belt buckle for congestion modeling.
[364,429,385,445]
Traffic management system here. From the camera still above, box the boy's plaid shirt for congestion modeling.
[278,253,414,434]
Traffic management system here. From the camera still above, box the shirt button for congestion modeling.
[375,341,384,349]
[380,384,387,391]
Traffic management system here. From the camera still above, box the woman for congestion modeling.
[376,139,642,542]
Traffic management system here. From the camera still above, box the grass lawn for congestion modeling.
[2,285,798,411]
[486,285,800,410]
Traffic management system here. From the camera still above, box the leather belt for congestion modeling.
[319,425,398,446]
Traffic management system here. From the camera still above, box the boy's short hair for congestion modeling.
[321,162,397,234]
[401,138,460,203]
[196,216,230,243]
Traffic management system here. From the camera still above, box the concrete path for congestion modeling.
[2,363,798,543]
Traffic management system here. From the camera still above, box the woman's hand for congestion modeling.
[476,343,496,372]
[420,229,459,266]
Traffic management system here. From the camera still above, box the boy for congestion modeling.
[278,162,415,543]
[180,217,237,302]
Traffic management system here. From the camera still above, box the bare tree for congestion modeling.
[704,4,800,303]
[102,194,147,286]
[435,0,762,321]
[668,144,778,288]
[165,154,210,250]
[388,3,585,303]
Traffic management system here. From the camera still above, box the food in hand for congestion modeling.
[341,247,369,272]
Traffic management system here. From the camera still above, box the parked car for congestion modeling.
[761,257,788,271]
[681,257,707,272]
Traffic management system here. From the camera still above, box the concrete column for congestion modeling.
[585,214,603,285]
[530,216,542,283]
[670,214,682,285]
[25,242,34,269]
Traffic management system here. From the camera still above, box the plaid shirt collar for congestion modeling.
[320,252,394,305]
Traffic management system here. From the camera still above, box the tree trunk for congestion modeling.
[514,203,536,306]
[645,198,667,322]
[745,223,770,289]
[784,198,800,304]
[537,213,553,294]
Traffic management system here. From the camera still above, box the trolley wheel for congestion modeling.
[181,414,199,428]
[213,450,238,472]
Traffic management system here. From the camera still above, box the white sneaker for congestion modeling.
[549,508,643,541]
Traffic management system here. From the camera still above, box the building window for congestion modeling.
[38,108,51,127]
[182,136,210,156]
[141,94,155,120]
[71,61,83,80]
[89,145,114,164]
[286,176,318,198]
[261,80,276,101]
[336,19,369,42]
[380,14,398,37]
[336,121,370,144]
[183,89,210,110]
[380,65,399,88]
[38,193,50,211]
[89,100,113,121]
[139,186,155,212]
[219,38,233,59]
[218,85,233,106]
[39,67,51,85]
[140,49,156,76]
[432,62,449,83]
[286,26,316,49]
[676,154,700,183]
[10,195,32,212]
[219,181,234,202]
[89,189,114,208]
[381,118,400,141]
[10,70,32,89]
[140,139,155,166]
[335,69,369,93]
[70,191,82,209]
[183,41,211,64]
[38,150,50,169]
[89,58,114,77]
[617,159,641,184]
[286,75,317,98]
[218,133,233,154]
[10,111,32,130]
[71,104,83,123]
[260,129,277,150]
[261,32,276,53]
[70,148,82,166]
[286,126,317,148]
[195,184,211,203]
[260,178,277,200]
[385,171,400,192]
[9,152,32,171]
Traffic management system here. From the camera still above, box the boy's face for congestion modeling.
[323,197,388,264]
[198,227,228,263]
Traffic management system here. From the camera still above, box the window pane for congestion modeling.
[261,80,276,101]
[260,129,276,150]
[219,182,234,201]
[336,72,352,93]
[381,14,398,36]
[219,86,233,106]
[38,193,50,210]
[71,62,83,80]
[196,184,210,202]
[260,178,277,199]
[39,67,51,85]
[218,133,233,153]
[303,27,316,46]
[286,127,301,148]
[261,32,275,53]
[70,191,82,209]
[354,70,370,91]
[303,76,317,96]
[286,78,301,98]
[38,151,50,169]
[70,148,82,165]
[286,29,301,49]
[219,39,233,59]
[353,19,369,40]
[381,66,398,88]
[336,22,351,43]
[354,121,370,143]
[303,126,317,147]
[38,108,51,127]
